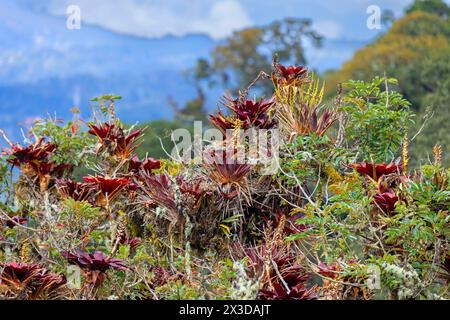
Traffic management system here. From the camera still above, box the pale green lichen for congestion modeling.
[382,263,424,300]
[229,261,259,300]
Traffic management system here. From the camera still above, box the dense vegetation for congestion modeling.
[0,62,448,300]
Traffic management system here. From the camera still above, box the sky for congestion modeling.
[19,0,417,40]
[41,0,441,72]
[1,0,448,142]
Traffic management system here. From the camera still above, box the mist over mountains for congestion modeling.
[0,0,367,143]
[0,1,219,141]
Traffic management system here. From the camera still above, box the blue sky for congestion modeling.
[22,0,446,68]
[2,0,429,85]
[17,0,419,40]
[7,0,429,73]
[1,0,448,142]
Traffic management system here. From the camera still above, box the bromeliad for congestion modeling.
[61,250,127,287]
[352,161,402,181]
[128,155,161,176]
[3,138,56,168]
[56,178,97,203]
[274,64,308,85]
[88,122,143,159]
[274,73,337,140]
[83,176,130,207]
[204,147,253,200]
[0,262,66,299]
[210,96,275,133]
[372,189,399,214]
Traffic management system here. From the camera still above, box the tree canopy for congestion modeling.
[325,2,450,166]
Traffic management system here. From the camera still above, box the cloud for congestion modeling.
[34,0,439,42]
[191,0,252,39]
[48,0,251,39]
[313,20,343,40]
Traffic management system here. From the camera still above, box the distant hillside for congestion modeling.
[0,0,216,142]
[325,9,450,166]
